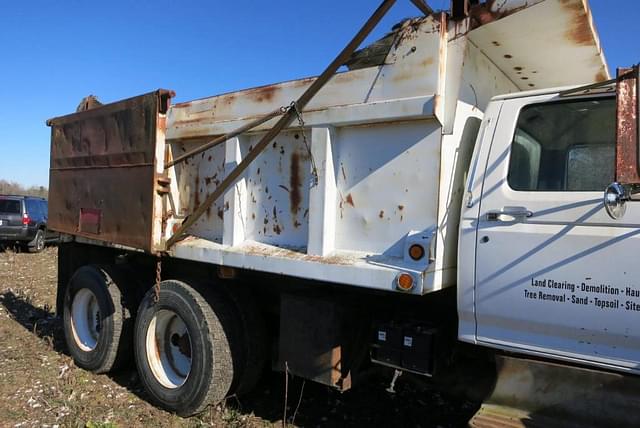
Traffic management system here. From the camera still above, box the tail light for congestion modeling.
[22,213,30,225]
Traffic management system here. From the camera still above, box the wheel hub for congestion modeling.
[70,288,100,352]
[146,309,192,388]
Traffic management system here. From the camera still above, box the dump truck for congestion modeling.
[46,0,640,425]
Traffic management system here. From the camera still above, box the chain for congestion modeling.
[290,101,319,186]
[153,256,162,303]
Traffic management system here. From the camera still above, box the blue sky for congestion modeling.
[0,0,637,187]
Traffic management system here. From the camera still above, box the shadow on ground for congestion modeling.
[0,291,478,427]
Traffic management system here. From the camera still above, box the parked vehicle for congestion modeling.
[45,0,640,426]
[0,195,57,252]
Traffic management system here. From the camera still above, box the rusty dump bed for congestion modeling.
[48,0,608,295]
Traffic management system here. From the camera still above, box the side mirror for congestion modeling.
[603,182,640,219]
[605,65,639,219]
[604,182,627,219]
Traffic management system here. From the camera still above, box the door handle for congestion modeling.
[486,207,533,222]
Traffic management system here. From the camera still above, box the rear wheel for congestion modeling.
[134,280,240,416]
[63,265,133,373]
[28,229,45,253]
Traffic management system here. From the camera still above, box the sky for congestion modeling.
[0,0,637,187]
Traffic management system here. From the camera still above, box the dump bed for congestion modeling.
[48,0,608,295]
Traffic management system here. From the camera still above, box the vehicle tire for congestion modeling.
[63,265,133,373]
[28,229,45,253]
[133,280,240,416]
[224,284,268,395]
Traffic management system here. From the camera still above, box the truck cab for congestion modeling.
[459,82,640,374]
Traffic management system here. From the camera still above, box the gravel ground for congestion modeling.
[0,247,478,427]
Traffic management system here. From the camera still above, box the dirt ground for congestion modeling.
[0,247,478,427]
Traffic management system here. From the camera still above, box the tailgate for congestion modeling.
[46,90,173,253]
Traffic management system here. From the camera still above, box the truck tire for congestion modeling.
[224,284,268,395]
[133,280,239,416]
[63,265,132,373]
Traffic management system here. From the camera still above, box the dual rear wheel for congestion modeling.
[62,267,265,416]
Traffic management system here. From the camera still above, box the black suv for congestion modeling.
[0,195,57,252]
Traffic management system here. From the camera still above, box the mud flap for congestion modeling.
[469,355,640,428]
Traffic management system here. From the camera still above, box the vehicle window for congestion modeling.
[26,199,41,218]
[40,200,48,218]
[507,97,615,191]
[0,199,21,214]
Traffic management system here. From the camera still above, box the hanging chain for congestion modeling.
[153,256,162,303]
[290,101,319,186]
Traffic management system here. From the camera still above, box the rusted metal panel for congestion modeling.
[276,294,361,390]
[615,66,640,183]
[47,90,173,253]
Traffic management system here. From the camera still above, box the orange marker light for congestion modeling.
[397,273,414,291]
[409,244,425,261]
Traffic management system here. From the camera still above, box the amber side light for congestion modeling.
[409,244,425,260]
[397,273,414,291]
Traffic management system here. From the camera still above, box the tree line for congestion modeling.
[0,179,48,198]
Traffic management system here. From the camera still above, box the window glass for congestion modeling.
[26,199,42,219]
[40,200,48,218]
[0,199,21,214]
[507,97,615,191]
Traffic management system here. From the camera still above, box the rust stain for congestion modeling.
[206,206,211,218]
[345,194,355,207]
[421,57,434,67]
[243,243,355,265]
[172,101,192,109]
[398,205,404,211]
[492,41,501,47]
[252,213,256,220]
[246,84,279,103]
[193,172,200,208]
[341,164,347,181]
[616,68,639,183]
[561,0,593,47]
[217,207,224,220]
[290,152,302,217]
[273,224,282,235]
[379,210,384,219]
[595,70,608,82]
[504,54,513,59]
[468,0,530,29]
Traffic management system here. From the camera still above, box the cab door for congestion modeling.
[474,94,640,371]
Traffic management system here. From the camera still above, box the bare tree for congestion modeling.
[0,180,48,198]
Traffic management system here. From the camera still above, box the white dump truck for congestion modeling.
[46,0,640,425]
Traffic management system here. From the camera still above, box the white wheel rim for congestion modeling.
[70,288,100,352]
[146,309,192,389]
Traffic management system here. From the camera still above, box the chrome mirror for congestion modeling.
[604,182,628,219]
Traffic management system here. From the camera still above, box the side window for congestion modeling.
[26,199,42,219]
[507,97,615,191]
[26,200,36,217]
[40,200,48,218]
